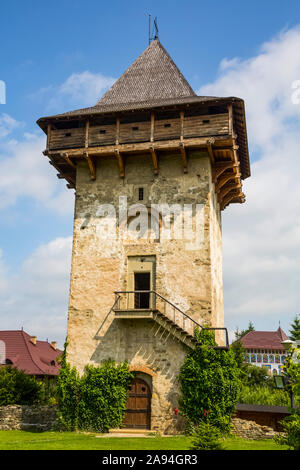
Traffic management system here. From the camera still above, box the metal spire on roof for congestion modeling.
[148,14,159,45]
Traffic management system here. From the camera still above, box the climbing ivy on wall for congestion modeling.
[78,362,134,431]
[56,344,133,432]
[179,329,239,433]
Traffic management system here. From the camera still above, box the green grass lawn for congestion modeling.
[0,431,289,450]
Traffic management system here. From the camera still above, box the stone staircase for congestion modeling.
[112,291,229,350]
[114,308,198,349]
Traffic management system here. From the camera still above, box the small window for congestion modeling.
[138,188,144,201]
[164,123,171,128]
[65,132,72,137]
[132,126,139,131]
[202,119,210,124]
[99,129,106,134]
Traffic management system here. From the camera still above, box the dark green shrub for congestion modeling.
[56,346,133,432]
[0,366,43,405]
[190,421,223,450]
[179,329,239,433]
[56,361,80,430]
[78,361,133,432]
[275,412,300,450]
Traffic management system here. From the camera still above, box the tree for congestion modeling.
[234,321,255,340]
[0,366,43,405]
[231,339,245,369]
[289,315,300,341]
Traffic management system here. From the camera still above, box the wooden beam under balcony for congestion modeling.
[212,161,239,184]
[218,182,242,203]
[179,142,188,173]
[221,190,245,211]
[115,149,125,178]
[149,146,159,175]
[216,170,241,193]
[206,138,215,164]
[64,153,76,169]
[85,152,96,180]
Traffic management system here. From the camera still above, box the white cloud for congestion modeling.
[0,237,72,347]
[199,26,300,335]
[0,113,22,139]
[30,71,115,113]
[58,71,115,107]
[0,121,73,214]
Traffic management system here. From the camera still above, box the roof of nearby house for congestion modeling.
[239,327,289,351]
[0,330,62,376]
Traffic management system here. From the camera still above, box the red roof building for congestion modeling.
[0,330,62,377]
[239,327,289,375]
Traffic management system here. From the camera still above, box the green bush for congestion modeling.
[0,366,43,405]
[237,384,295,407]
[179,329,239,433]
[56,352,133,432]
[78,361,133,432]
[190,421,223,450]
[56,361,80,430]
[275,412,300,450]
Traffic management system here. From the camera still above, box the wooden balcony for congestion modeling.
[47,112,229,151]
[44,106,246,210]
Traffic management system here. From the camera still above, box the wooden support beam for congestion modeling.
[150,112,155,143]
[85,152,96,180]
[64,153,76,169]
[116,117,120,145]
[85,120,89,148]
[57,172,75,180]
[179,142,188,173]
[216,172,241,192]
[150,146,158,175]
[180,111,184,141]
[212,161,239,183]
[206,138,215,164]
[115,149,125,178]
[46,124,52,151]
[228,104,233,136]
[218,182,242,202]
[221,190,245,211]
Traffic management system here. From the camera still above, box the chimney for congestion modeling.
[30,336,37,345]
[51,341,57,350]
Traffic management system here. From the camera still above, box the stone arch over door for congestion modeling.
[123,377,152,429]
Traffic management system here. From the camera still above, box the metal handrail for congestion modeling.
[114,290,229,347]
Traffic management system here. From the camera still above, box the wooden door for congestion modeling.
[123,378,151,429]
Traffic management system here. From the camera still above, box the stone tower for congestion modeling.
[37,39,250,434]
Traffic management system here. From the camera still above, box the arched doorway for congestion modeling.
[123,378,151,429]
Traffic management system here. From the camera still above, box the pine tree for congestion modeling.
[234,321,255,340]
[289,315,300,341]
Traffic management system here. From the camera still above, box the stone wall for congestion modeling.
[231,418,280,440]
[0,405,58,432]
[66,150,224,434]
[235,404,289,431]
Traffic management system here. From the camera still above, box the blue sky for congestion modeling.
[1,0,300,345]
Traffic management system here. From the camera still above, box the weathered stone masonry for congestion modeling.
[66,152,222,433]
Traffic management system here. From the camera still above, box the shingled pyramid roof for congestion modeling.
[40,39,221,119]
[37,39,250,179]
[97,38,196,107]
